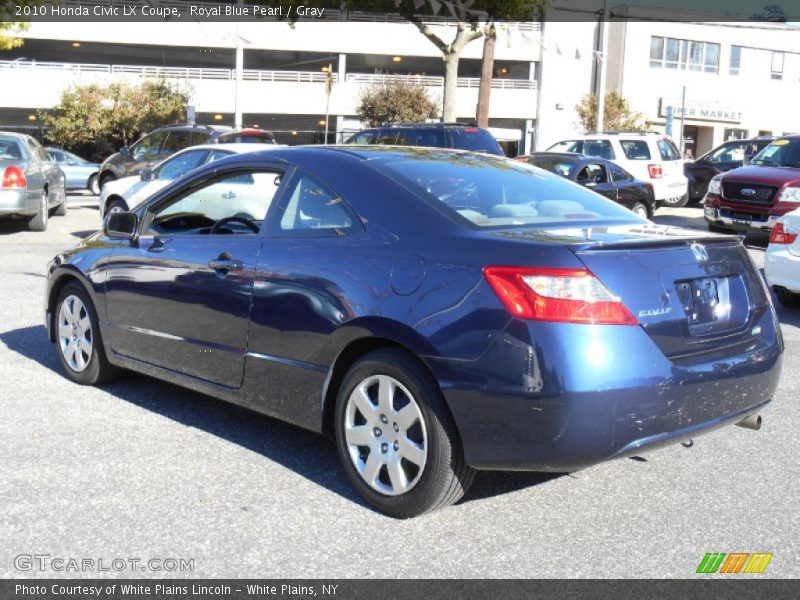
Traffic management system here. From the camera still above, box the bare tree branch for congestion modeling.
[411,19,450,55]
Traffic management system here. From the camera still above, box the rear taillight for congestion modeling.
[769,222,798,245]
[2,165,26,189]
[483,266,638,325]
[648,164,662,179]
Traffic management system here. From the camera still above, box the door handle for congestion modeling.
[221,190,237,199]
[208,258,243,271]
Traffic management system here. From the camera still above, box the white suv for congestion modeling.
[546,133,688,207]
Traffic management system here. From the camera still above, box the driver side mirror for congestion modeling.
[119,146,130,157]
[104,212,138,240]
[139,168,154,182]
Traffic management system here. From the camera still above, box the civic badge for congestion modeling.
[690,242,709,262]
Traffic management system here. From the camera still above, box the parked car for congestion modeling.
[98,143,282,219]
[46,147,101,195]
[546,133,688,207]
[97,124,234,190]
[764,207,800,308]
[46,146,781,517]
[684,137,774,203]
[518,152,656,218]
[0,131,67,231]
[345,122,504,156]
[704,135,800,234]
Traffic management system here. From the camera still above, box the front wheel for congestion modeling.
[334,349,474,518]
[659,192,689,208]
[55,282,121,385]
[105,197,128,216]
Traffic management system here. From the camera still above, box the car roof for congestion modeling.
[168,142,283,155]
[0,131,28,140]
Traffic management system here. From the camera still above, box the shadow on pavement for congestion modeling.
[0,219,29,235]
[71,230,98,239]
[0,324,558,513]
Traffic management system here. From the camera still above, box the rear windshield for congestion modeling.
[0,137,26,160]
[217,131,276,144]
[448,128,503,155]
[376,151,639,228]
[620,140,651,160]
[750,138,800,167]
[377,128,447,148]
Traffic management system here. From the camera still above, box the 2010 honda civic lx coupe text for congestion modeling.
[45,146,783,518]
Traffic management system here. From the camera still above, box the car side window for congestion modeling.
[657,139,681,160]
[577,163,608,184]
[205,149,234,164]
[132,131,168,160]
[192,131,211,145]
[548,140,582,153]
[707,142,746,163]
[49,150,66,163]
[273,171,361,237]
[347,131,376,144]
[147,170,283,236]
[583,140,615,159]
[608,162,632,181]
[161,131,193,156]
[620,140,651,160]
[155,150,209,180]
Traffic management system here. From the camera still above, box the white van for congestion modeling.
[546,133,689,207]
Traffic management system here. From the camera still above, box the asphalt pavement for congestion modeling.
[0,197,797,578]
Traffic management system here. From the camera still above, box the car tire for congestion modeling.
[99,172,116,190]
[54,282,121,386]
[28,190,49,231]
[54,194,68,216]
[774,287,800,310]
[659,192,689,208]
[105,197,129,216]
[631,202,650,219]
[88,174,100,196]
[334,348,475,518]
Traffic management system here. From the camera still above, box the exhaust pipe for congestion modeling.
[736,414,762,431]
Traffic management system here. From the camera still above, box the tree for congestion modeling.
[0,0,41,50]
[357,78,438,126]
[575,91,645,133]
[291,1,546,122]
[39,80,189,159]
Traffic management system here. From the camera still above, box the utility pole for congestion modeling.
[595,0,610,133]
[234,33,243,130]
[323,63,334,144]
[476,24,496,128]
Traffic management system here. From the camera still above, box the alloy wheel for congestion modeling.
[58,294,93,372]
[344,374,428,496]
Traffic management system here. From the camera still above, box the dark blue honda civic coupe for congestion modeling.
[45,146,783,517]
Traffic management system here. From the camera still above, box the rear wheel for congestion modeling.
[55,282,121,385]
[631,202,650,219]
[28,190,49,231]
[660,192,689,208]
[334,349,474,518]
[774,287,800,309]
[88,174,100,195]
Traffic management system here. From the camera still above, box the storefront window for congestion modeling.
[724,128,748,141]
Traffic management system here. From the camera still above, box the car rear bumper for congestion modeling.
[0,189,35,216]
[429,319,782,472]
[765,246,800,293]
[652,178,688,202]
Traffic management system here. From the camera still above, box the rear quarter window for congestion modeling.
[657,139,681,161]
[620,140,652,160]
[582,140,615,159]
[448,128,502,155]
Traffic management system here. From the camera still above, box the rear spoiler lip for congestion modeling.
[572,233,743,253]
